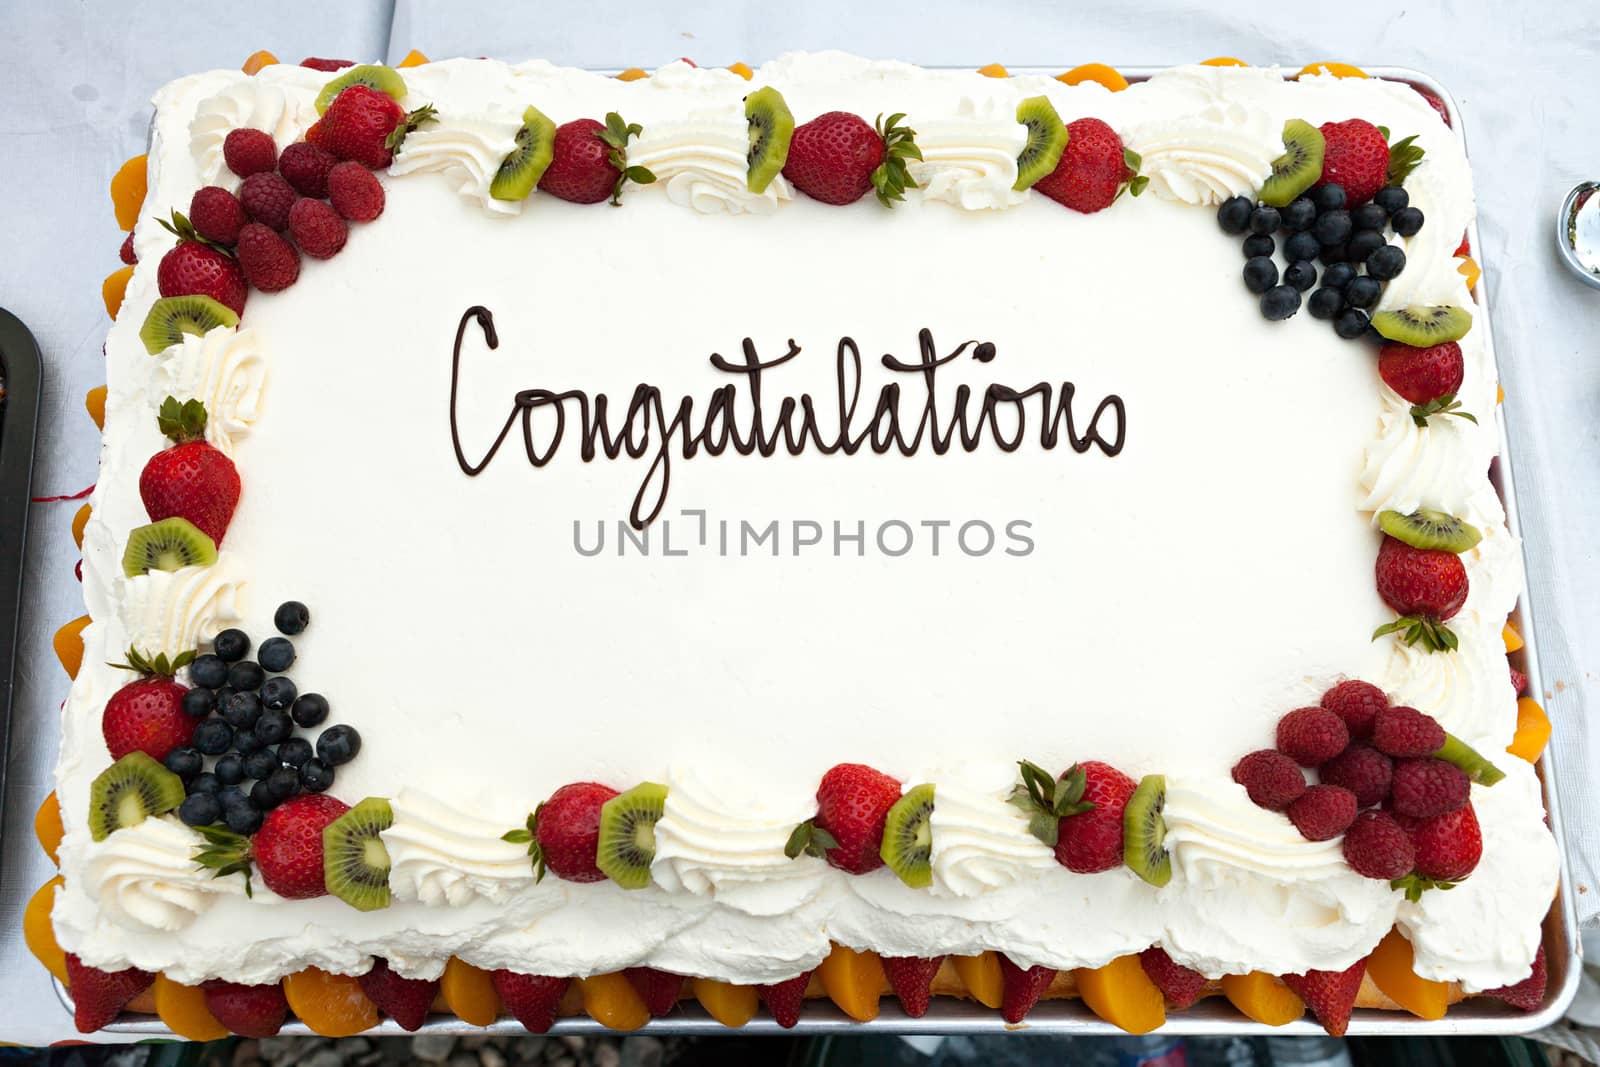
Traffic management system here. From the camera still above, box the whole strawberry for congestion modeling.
[1282,960,1367,1037]
[491,971,570,1033]
[358,958,439,1032]
[538,113,656,205]
[785,763,902,874]
[1055,761,1135,873]
[65,954,154,1033]
[1035,117,1146,214]
[882,956,945,1018]
[139,396,240,545]
[313,85,435,169]
[202,979,288,1037]
[506,781,617,882]
[1378,342,1475,427]
[783,111,919,207]
[156,212,247,317]
[236,222,301,292]
[252,793,350,898]
[1316,119,1390,206]
[1405,801,1482,884]
[1373,535,1468,651]
[102,647,195,761]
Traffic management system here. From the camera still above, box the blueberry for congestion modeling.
[224,799,263,834]
[228,660,266,692]
[1284,260,1317,292]
[181,687,216,720]
[1313,184,1347,212]
[1248,205,1281,235]
[1321,263,1357,291]
[1366,244,1407,281]
[212,685,237,708]
[233,728,264,755]
[1308,287,1346,320]
[189,772,221,797]
[291,693,330,729]
[278,737,314,768]
[1344,275,1382,309]
[257,708,293,746]
[260,676,298,710]
[218,786,250,812]
[1317,243,1348,265]
[1259,285,1302,321]
[222,691,262,729]
[1314,210,1352,246]
[189,654,229,690]
[178,792,222,828]
[1345,230,1387,265]
[316,724,362,766]
[242,748,279,781]
[1217,195,1253,235]
[1390,206,1424,237]
[275,601,310,636]
[194,718,234,755]
[1281,197,1317,233]
[1353,202,1389,232]
[1373,185,1409,214]
[1242,233,1275,258]
[300,759,335,793]
[1242,255,1279,294]
[1284,231,1321,263]
[212,628,251,663]
[164,746,202,782]
[258,637,296,673]
[215,753,245,786]
[266,764,301,801]
[1334,308,1371,340]
[249,779,281,811]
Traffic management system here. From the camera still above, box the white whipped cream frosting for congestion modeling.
[55,54,1553,995]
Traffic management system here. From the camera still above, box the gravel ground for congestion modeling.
[200,1034,694,1067]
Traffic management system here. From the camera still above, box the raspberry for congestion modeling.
[278,141,339,198]
[1389,758,1469,819]
[1409,802,1482,881]
[287,199,348,259]
[188,186,247,246]
[223,128,278,179]
[239,172,296,231]
[235,223,301,292]
[327,161,386,222]
[1341,810,1414,880]
[1320,680,1387,739]
[1318,742,1393,807]
[1231,749,1306,811]
[119,231,137,264]
[1287,784,1358,841]
[1371,705,1445,758]
[1276,707,1350,766]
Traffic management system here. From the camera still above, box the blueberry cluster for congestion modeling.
[163,601,362,834]
[1217,183,1425,338]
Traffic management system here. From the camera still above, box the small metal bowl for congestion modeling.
[1557,181,1600,290]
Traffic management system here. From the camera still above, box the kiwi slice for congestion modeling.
[1379,509,1482,553]
[323,797,394,911]
[1436,733,1506,786]
[139,295,239,356]
[121,518,218,578]
[1371,306,1473,345]
[597,782,668,890]
[744,87,795,194]
[314,64,408,115]
[1122,775,1172,888]
[879,784,935,889]
[1013,96,1069,192]
[490,105,558,202]
[1259,119,1326,208]
[88,752,185,841]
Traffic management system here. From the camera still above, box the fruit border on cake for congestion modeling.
[31,52,1562,1040]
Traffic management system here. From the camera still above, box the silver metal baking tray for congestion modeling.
[78,64,1576,1038]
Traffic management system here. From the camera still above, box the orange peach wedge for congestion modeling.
[817,943,885,1022]
[398,50,429,68]
[154,974,229,1042]
[1220,971,1305,1026]
[977,63,1010,78]
[1076,954,1166,1034]
[1509,697,1552,763]
[581,971,649,1031]
[1458,256,1482,294]
[35,791,64,865]
[727,62,753,80]
[110,155,147,231]
[1057,63,1129,91]
[1200,57,1248,67]
[24,877,68,985]
[692,978,758,1027]
[1503,622,1525,653]
[102,267,133,321]
[72,504,92,549]
[616,68,648,82]
[1368,928,1449,1020]
[440,957,499,1026]
[1297,62,1367,79]
[85,386,107,430]
[241,50,279,75]
[952,952,1005,1009]
[282,968,379,1037]
[54,615,90,679]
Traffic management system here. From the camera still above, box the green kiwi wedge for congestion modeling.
[490,105,558,202]
[88,752,186,841]
[1371,306,1473,345]
[1379,509,1482,554]
[1436,733,1506,786]
[315,65,408,115]
[121,518,218,578]
[1123,775,1172,888]
[139,295,239,356]
[1259,119,1326,208]
[1013,96,1069,192]
[323,797,394,911]
[744,87,794,194]
[879,784,935,889]
[596,782,668,890]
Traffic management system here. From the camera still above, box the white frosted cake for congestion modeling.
[34,52,1558,1037]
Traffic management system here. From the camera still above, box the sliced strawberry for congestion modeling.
[1138,947,1207,1010]
[623,966,685,1017]
[202,979,288,1037]
[1482,946,1547,1012]
[65,954,154,1033]
[491,971,570,1033]
[1282,959,1366,1036]
[882,956,944,1018]
[358,958,438,1031]
[998,956,1056,1023]
[756,971,812,1029]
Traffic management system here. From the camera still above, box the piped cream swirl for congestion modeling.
[383,789,535,906]
[909,102,1027,211]
[929,770,1055,896]
[76,818,245,932]
[153,327,266,460]
[112,557,245,661]
[630,116,792,215]
[389,112,526,216]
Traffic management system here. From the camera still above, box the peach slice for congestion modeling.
[35,791,64,866]
[282,968,379,1037]
[1458,256,1482,295]
[1201,57,1248,67]
[1509,698,1552,763]
[952,952,1004,1009]
[1503,622,1525,653]
[72,504,92,549]
[616,68,648,82]
[84,387,107,431]
[102,268,133,321]
[727,62,754,80]
[154,974,228,1041]
[397,50,429,68]
[1075,954,1166,1034]
[977,63,1010,78]
[127,988,158,1014]
[1220,972,1305,1026]
[1368,929,1449,1020]
[581,971,649,1031]
[24,877,67,985]
[110,155,147,231]
[54,615,90,679]
[817,943,885,1022]
[1297,62,1368,79]
[241,50,279,75]
[1057,63,1129,91]
[692,978,758,1028]
[440,957,498,1026]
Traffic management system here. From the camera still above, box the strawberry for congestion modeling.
[1316,119,1390,206]
[1034,117,1146,214]
[538,113,657,205]
[1483,946,1547,1012]
[1341,809,1414,880]
[756,971,812,1028]
[1454,235,1472,258]
[1371,705,1446,758]
[785,763,902,874]
[65,954,154,1033]
[278,141,339,197]
[301,57,354,72]
[119,231,137,264]
[1389,758,1469,819]
[1510,665,1529,695]
[287,198,348,259]
[1320,679,1388,739]
[491,971,569,1034]
[235,222,301,292]
[1276,706,1350,766]
[1414,86,1452,128]
[505,781,617,883]
[156,213,247,317]
[188,186,248,246]
[102,647,195,761]
[1287,785,1358,842]
[358,958,438,1031]
[782,111,919,207]
[1404,802,1482,886]
[239,171,297,230]
[882,956,944,1018]
[195,793,349,898]
[139,396,241,545]
[1138,947,1207,1010]
[327,161,385,221]
[1054,761,1135,873]
[998,956,1056,1023]
[1318,742,1393,807]
[314,85,436,169]
[1378,341,1476,428]
[623,967,685,1017]
[1231,749,1307,811]
[222,128,278,179]
[1282,959,1366,1037]
[202,979,288,1037]
[1373,536,1468,652]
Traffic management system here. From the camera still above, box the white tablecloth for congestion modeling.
[2,0,1595,1047]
